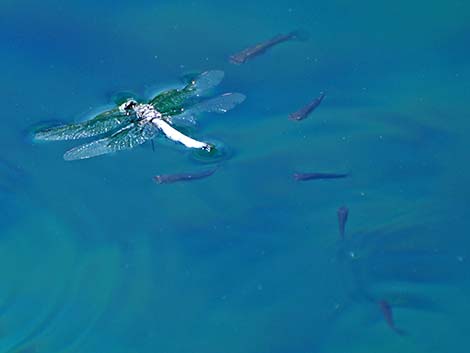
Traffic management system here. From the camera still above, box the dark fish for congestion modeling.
[229,31,307,64]
[289,92,325,121]
[153,168,217,184]
[378,300,406,335]
[293,172,348,181]
[337,206,349,240]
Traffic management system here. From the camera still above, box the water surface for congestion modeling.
[1,1,469,352]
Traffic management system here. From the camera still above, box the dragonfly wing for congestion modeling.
[170,93,246,127]
[186,70,224,95]
[185,92,245,114]
[149,88,187,116]
[34,108,132,141]
[167,114,197,127]
[150,70,225,116]
[63,123,158,161]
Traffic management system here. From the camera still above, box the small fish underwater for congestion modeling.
[337,206,349,240]
[289,92,325,121]
[293,172,349,181]
[34,70,245,161]
[153,167,217,184]
[229,30,308,64]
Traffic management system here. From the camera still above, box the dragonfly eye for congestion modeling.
[119,99,138,113]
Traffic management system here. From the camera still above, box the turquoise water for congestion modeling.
[1,0,469,352]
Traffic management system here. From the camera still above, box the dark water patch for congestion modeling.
[438,26,470,67]
[366,250,466,284]
[338,225,468,306]
[0,158,28,194]
[379,112,452,146]
[372,290,441,312]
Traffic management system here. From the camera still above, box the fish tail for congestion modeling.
[393,327,408,336]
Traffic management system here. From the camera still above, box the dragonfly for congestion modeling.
[34,70,245,161]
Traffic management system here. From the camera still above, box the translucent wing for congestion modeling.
[187,70,225,94]
[34,108,133,141]
[170,93,246,126]
[167,115,197,127]
[149,70,225,116]
[183,92,245,114]
[63,122,158,161]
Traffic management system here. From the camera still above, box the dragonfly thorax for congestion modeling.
[133,104,162,124]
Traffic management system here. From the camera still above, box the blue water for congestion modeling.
[1,0,469,352]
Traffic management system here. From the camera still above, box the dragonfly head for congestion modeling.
[119,99,138,115]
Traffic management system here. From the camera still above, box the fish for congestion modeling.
[337,206,349,240]
[153,168,217,184]
[378,300,406,335]
[293,172,349,181]
[229,30,307,64]
[289,92,325,121]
